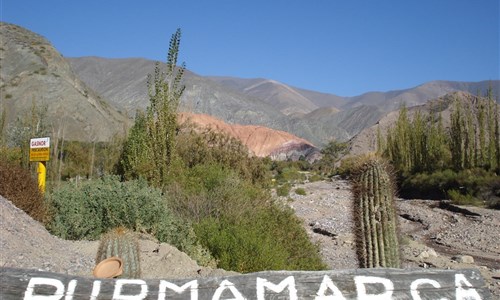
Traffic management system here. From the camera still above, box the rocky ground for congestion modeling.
[1,178,499,296]
[286,177,500,296]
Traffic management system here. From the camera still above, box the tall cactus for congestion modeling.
[96,227,141,278]
[352,156,401,268]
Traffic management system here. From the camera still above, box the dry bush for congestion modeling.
[0,161,48,223]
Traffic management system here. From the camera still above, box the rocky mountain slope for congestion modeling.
[69,54,498,147]
[0,22,127,142]
[179,113,319,160]
[67,57,286,126]
[207,76,346,115]
[344,80,500,112]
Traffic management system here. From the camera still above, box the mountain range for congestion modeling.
[68,55,499,146]
[1,22,499,152]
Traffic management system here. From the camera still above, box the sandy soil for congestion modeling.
[1,178,499,295]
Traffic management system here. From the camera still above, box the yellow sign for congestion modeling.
[30,147,50,161]
[30,137,50,162]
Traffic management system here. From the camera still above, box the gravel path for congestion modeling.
[283,178,358,270]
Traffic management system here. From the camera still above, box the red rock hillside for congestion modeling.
[178,113,319,161]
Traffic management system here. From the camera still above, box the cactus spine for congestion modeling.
[352,157,401,268]
[96,227,141,278]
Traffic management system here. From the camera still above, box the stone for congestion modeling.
[417,251,430,259]
[453,255,474,264]
[427,248,438,258]
[417,247,438,260]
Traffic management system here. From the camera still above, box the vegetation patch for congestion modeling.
[294,187,307,195]
[0,161,48,223]
[378,94,500,209]
[194,206,326,273]
[276,183,291,197]
[46,176,210,258]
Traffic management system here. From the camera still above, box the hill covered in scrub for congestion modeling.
[0,22,128,142]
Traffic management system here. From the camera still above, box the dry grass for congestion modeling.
[0,161,49,223]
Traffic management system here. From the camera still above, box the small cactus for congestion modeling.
[96,227,141,278]
[352,156,401,268]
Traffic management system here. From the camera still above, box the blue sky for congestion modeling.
[1,0,499,96]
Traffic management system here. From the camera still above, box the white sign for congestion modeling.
[21,273,483,300]
[30,137,50,149]
[30,137,51,161]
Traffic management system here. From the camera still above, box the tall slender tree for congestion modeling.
[486,88,497,170]
[450,98,464,170]
[477,96,486,167]
[120,29,185,187]
[494,98,500,172]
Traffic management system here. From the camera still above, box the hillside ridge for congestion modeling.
[0,22,127,142]
[179,112,319,161]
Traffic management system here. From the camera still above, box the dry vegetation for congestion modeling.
[0,161,48,223]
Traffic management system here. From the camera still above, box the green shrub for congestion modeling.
[0,147,23,164]
[175,127,269,185]
[275,166,305,183]
[447,189,483,206]
[47,176,207,260]
[276,183,291,197]
[164,162,325,272]
[194,206,326,273]
[401,168,499,209]
[308,174,323,182]
[337,155,364,178]
[400,169,458,199]
[294,187,307,195]
[166,163,269,222]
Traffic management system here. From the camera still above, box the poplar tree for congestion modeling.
[495,103,500,172]
[376,125,385,155]
[410,110,425,172]
[120,111,154,180]
[450,98,464,170]
[388,104,411,173]
[486,88,497,170]
[463,100,475,169]
[477,96,486,167]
